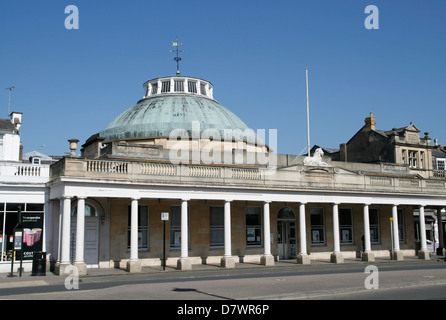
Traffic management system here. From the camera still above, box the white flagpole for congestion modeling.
[306,67,310,156]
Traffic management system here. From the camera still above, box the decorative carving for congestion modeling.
[303,148,330,167]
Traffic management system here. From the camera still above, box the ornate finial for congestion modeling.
[170,37,183,76]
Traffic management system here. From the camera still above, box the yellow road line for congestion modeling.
[0,280,48,289]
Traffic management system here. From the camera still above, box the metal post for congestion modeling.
[163,220,166,271]
[306,68,310,156]
[390,217,394,259]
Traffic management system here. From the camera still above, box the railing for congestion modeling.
[53,158,446,194]
[87,160,128,173]
[141,163,176,176]
[0,162,50,181]
[189,166,221,178]
[15,165,42,177]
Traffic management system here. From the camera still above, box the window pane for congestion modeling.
[310,208,325,244]
[170,205,189,249]
[6,203,25,212]
[246,207,261,246]
[339,208,353,244]
[170,206,181,227]
[127,205,149,250]
[210,207,224,226]
[339,209,352,225]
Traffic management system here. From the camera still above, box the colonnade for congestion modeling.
[54,196,433,275]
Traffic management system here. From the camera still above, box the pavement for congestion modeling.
[0,254,444,290]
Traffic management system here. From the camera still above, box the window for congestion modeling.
[369,208,380,243]
[210,207,224,247]
[420,151,425,169]
[151,83,158,94]
[188,81,197,93]
[1,203,45,261]
[246,207,262,246]
[408,151,418,168]
[339,208,353,245]
[397,209,405,243]
[127,205,149,250]
[161,80,171,93]
[437,159,446,171]
[170,206,189,249]
[71,204,97,217]
[174,80,184,92]
[310,208,325,245]
[200,83,207,96]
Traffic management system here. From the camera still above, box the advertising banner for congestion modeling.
[21,213,44,260]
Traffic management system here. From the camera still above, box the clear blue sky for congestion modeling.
[1,0,445,157]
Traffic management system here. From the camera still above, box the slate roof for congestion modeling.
[0,119,16,133]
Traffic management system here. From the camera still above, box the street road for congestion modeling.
[0,259,445,303]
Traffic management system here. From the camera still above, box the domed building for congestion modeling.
[46,71,445,277]
[82,75,268,164]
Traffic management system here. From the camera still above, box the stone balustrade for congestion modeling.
[50,157,446,195]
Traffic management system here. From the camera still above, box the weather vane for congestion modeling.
[170,38,183,76]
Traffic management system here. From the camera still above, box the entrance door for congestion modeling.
[70,217,99,267]
[277,221,297,260]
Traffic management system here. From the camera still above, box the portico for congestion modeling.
[45,74,446,275]
[48,157,444,275]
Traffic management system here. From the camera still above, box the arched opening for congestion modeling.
[71,204,97,217]
[277,207,297,260]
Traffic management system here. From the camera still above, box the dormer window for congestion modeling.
[30,156,41,165]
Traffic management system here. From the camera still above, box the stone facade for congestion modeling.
[45,76,445,275]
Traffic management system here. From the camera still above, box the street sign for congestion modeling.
[13,230,23,251]
[161,212,169,221]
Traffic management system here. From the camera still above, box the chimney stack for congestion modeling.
[364,112,376,132]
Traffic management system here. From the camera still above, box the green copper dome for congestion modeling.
[101,77,258,144]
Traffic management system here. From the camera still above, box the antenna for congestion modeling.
[170,37,184,76]
[306,68,310,156]
[6,85,15,117]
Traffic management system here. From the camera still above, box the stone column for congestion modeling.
[261,201,274,266]
[418,205,430,260]
[127,197,142,272]
[362,204,375,261]
[221,200,236,268]
[330,203,343,263]
[56,196,72,275]
[177,199,191,270]
[436,207,445,256]
[297,202,310,264]
[74,197,87,275]
[391,205,404,260]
